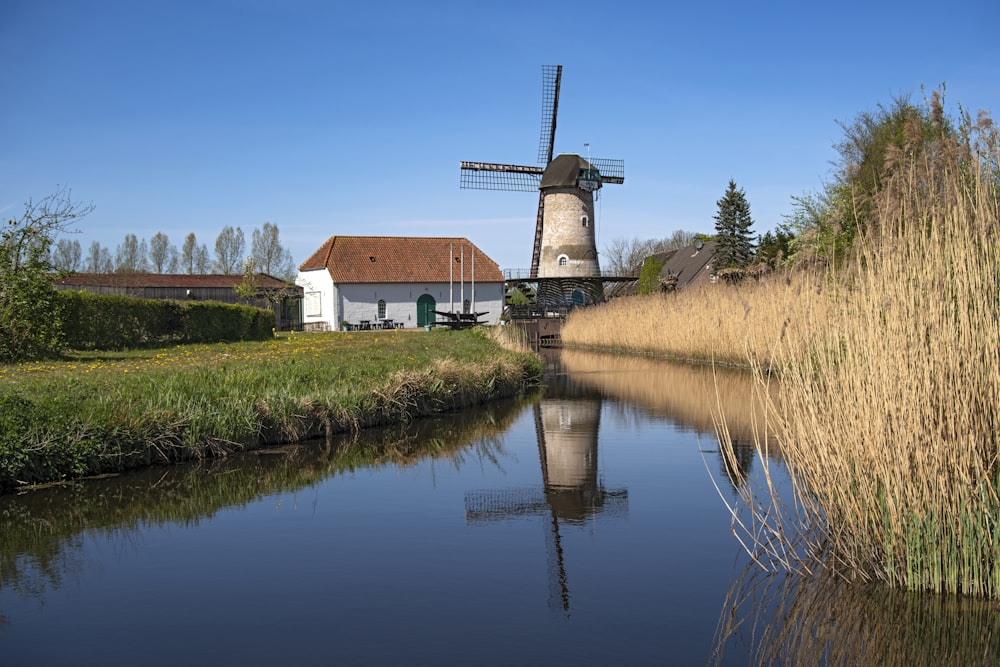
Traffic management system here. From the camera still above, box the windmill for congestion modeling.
[460,65,625,308]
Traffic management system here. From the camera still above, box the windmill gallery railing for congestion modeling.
[503,268,637,281]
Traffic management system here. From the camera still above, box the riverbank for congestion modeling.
[0,328,543,493]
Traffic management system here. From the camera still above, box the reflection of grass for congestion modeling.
[713,566,1000,667]
[0,329,542,491]
[0,397,529,599]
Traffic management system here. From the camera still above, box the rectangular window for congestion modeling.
[305,291,322,317]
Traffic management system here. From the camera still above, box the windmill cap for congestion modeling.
[540,154,602,190]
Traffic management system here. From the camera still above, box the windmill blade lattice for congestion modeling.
[459,161,543,192]
[537,64,561,164]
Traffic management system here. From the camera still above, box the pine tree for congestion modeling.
[713,179,756,271]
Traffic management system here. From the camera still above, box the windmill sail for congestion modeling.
[538,64,562,164]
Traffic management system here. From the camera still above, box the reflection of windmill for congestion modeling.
[464,382,627,614]
[460,65,625,308]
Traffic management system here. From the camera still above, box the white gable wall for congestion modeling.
[296,269,505,330]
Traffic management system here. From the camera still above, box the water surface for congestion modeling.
[1,351,995,666]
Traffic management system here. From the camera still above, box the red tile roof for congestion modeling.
[299,236,503,284]
[54,273,295,289]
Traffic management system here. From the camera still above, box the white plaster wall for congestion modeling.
[294,270,506,329]
[295,269,336,330]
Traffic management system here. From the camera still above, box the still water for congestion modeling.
[1,351,997,666]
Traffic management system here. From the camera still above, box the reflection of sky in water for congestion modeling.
[0,353,993,666]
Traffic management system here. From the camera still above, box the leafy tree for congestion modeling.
[214,225,245,275]
[51,238,82,272]
[787,89,973,264]
[180,233,210,274]
[756,226,794,270]
[234,257,259,302]
[636,256,665,295]
[115,233,149,273]
[235,257,298,316]
[713,179,756,271]
[251,222,295,280]
[85,241,113,273]
[1,187,93,361]
[149,231,179,273]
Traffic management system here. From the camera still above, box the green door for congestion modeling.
[417,294,436,327]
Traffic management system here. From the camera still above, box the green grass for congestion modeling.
[0,328,542,491]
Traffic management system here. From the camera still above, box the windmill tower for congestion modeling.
[460,65,625,309]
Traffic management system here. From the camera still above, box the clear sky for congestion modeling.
[3,0,998,272]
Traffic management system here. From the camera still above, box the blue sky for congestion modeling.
[3,0,998,272]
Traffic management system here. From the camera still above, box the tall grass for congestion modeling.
[561,113,1000,596]
[561,271,834,368]
[744,123,1000,596]
[0,329,542,491]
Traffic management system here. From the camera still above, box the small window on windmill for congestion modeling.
[558,255,568,266]
[580,214,589,227]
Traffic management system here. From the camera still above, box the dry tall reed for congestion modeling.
[561,272,833,368]
[730,115,1000,596]
[561,112,1000,596]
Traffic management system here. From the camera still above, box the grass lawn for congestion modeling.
[0,328,541,491]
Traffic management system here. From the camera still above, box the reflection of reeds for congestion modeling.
[713,565,1000,667]
[558,349,773,446]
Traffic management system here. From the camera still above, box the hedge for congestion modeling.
[58,291,273,350]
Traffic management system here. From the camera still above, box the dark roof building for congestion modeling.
[54,273,302,330]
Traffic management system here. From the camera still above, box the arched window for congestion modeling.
[377,299,386,320]
[558,255,568,266]
[580,214,589,227]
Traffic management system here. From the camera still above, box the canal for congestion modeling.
[1,350,996,665]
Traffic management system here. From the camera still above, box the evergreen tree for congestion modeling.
[713,180,756,271]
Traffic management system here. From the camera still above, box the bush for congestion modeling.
[58,291,273,350]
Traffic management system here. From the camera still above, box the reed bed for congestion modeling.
[0,329,542,491]
[562,117,1000,597]
[748,148,1000,596]
[560,272,834,368]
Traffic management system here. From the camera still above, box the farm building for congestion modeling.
[53,273,303,330]
[296,236,504,331]
[606,241,718,298]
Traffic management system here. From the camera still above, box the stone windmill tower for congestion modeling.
[460,65,625,309]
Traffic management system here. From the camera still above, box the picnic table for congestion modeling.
[432,311,488,329]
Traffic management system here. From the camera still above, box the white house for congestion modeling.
[295,236,505,331]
